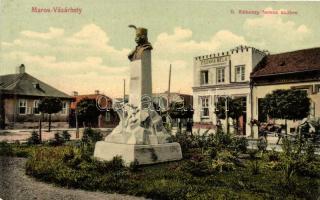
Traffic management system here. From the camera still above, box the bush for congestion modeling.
[249,160,260,175]
[129,159,140,172]
[296,162,320,178]
[230,137,248,153]
[257,137,267,152]
[280,138,309,186]
[305,142,315,162]
[82,128,103,144]
[183,156,213,176]
[168,131,216,157]
[49,132,65,146]
[62,130,71,142]
[215,130,232,148]
[27,131,41,145]
[267,148,280,162]
[80,128,103,156]
[211,150,235,173]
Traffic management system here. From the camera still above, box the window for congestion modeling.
[315,85,320,93]
[105,112,111,122]
[310,101,315,117]
[200,70,209,85]
[200,97,209,118]
[19,99,27,115]
[235,65,245,82]
[33,100,40,115]
[61,102,67,115]
[217,68,225,83]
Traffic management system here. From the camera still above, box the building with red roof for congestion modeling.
[69,90,119,128]
[251,47,320,134]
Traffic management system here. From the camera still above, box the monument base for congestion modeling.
[94,142,182,165]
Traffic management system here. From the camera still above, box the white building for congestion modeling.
[192,45,265,136]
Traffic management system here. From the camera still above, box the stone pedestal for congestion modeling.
[94,142,182,166]
[129,50,152,110]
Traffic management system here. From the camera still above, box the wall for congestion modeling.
[4,97,71,129]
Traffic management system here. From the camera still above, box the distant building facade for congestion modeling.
[0,64,73,129]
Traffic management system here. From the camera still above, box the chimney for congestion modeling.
[19,64,25,74]
[95,90,99,95]
[73,91,78,96]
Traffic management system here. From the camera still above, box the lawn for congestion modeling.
[1,129,319,200]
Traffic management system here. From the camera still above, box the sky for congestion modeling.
[1,0,320,98]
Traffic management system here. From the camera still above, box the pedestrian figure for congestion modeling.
[276,124,285,145]
[259,122,268,141]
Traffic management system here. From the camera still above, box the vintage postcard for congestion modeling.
[0,0,320,199]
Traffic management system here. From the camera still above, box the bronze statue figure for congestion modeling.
[128,25,153,61]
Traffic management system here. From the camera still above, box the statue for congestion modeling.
[93,26,182,166]
[128,25,153,61]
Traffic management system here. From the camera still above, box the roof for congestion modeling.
[251,47,320,77]
[70,94,112,110]
[0,73,72,99]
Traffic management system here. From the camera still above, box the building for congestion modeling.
[193,46,265,136]
[0,64,73,129]
[193,46,320,137]
[70,90,118,128]
[251,47,320,134]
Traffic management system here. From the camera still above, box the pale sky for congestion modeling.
[1,0,320,98]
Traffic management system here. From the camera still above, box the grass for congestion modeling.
[21,145,320,200]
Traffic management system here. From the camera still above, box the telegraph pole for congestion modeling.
[225,97,229,134]
[122,79,125,129]
[167,64,172,110]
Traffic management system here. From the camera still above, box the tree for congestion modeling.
[39,97,63,132]
[260,89,310,133]
[215,97,244,134]
[77,98,101,127]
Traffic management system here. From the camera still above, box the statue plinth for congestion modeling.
[94,142,182,165]
[94,27,182,166]
[129,50,152,110]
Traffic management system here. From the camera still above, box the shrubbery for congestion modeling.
[27,131,41,145]
[25,143,320,200]
[62,130,71,141]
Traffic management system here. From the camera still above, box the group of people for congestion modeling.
[250,119,286,145]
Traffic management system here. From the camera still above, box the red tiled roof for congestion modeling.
[70,94,112,110]
[251,47,320,77]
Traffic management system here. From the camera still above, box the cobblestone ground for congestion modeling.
[0,157,146,200]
